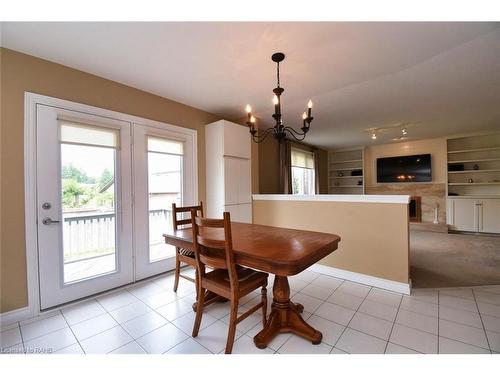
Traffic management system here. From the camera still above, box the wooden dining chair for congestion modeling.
[190,210,268,354]
[172,202,204,293]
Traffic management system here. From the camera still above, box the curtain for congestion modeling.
[313,148,320,194]
[279,140,292,194]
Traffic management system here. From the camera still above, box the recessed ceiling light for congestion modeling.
[371,132,377,140]
[402,128,407,135]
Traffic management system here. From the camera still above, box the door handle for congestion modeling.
[42,217,60,225]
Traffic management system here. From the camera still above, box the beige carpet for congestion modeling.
[410,230,500,288]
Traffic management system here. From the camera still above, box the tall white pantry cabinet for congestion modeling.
[205,120,252,223]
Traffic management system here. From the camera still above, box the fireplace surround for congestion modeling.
[409,196,422,222]
[365,183,445,223]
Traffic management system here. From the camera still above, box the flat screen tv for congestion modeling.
[377,154,431,183]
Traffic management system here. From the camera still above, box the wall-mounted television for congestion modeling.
[376,154,432,183]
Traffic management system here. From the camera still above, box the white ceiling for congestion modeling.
[2,22,500,148]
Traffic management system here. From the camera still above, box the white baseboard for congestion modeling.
[0,306,32,328]
[310,264,411,295]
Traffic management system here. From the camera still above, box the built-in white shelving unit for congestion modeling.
[328,148,364,195]
[446,132,500,234]
[447,133,500,197]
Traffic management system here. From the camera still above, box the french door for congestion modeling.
[35,102,196,309]
[133,125,193,279]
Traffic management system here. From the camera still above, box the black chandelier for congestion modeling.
[245,52,314,143]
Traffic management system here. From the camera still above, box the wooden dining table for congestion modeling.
[163,222,341,349]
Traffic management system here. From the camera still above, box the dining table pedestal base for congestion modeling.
[253,275,322,349]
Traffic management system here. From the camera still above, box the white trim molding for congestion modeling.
[252,194,410,204]
[0,307,32,328]
[310,263,411,295]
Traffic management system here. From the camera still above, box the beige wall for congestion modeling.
[0,48,238,313]
[253,199,410,284]
[364,137,447,186]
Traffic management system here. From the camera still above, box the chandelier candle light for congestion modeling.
[245,52,314,143]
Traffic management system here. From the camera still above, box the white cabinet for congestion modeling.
[447,197,500,233]
[447,198,478,232]
[222,121,251,159]
[206,120,252,223]
[224,157,252,205]
[481,199,500,233]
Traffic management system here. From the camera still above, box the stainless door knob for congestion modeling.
[42,217,60,225]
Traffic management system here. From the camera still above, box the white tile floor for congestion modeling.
[1,268,500,354]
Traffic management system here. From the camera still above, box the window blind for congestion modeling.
[147,136,184,155]
[59,121,119,149]
[291,148,314,169]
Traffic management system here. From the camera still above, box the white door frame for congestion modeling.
[23,92,198,320]
[37,105,135,309]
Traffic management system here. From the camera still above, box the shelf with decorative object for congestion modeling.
[447,133,500,195]
[330,176,364,179]
[329,166,364,172]
[448,169,500,174]
[448,182,500,186]
[328,148,364,195]
[330,159,363,164]
[448,146,500,154]
[448,158,500,163]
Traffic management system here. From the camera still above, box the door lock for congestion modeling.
[42,202,52,210]
[42,217,60,225]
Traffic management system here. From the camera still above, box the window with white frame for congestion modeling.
[291,148,315,195]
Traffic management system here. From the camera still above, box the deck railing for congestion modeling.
[62,209,172,260]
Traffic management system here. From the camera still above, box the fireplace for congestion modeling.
[409,196,422,222]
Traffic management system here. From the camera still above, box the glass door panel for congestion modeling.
[133,126,195,280]
[60,143,117,283]
[147,140,183,262]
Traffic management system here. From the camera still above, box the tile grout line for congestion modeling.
[321,289,430,354]
[17,321,25,354]
[383,293,403,353]
[160,336,192,354]
[92,285,192,353]
[437,291,493,352]
[439,293,488,314]
[158,278,233,354]
[94,296,141,353]
[322,295,400,325]
[301,278,345,352]
[437,290,440,354]
[20,312,74,348]
[112,288,196,354]
[471,288,493,353]
[288,280,419,352]
[401,293,493,332]
[331,283,374,353]
[176,313,223,354]
[60,309,86,354]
